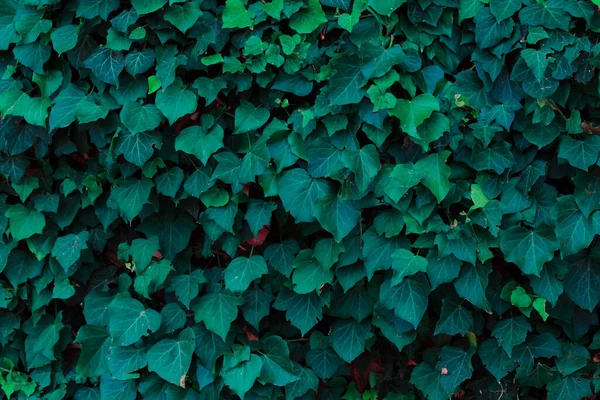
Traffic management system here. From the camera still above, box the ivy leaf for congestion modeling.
[5,204,45,241]
[314,193,360,242]
[147,327,194,386]
[330,319,373,363]
[289,0,326,34]
[234,101,270,134]
[164,2,201,33]
[130,0,167,14]
[546,376,592,400]
[115,130,161,167]
[499,225,558,276]
[51,231,89,271]
[438,347,475,393]
[129,236,160,272]
[558,135,600,171]
[192,292,243,339]
[222,0,255,29]
[155,79,197,125]
[175,115,224,165]
[490,0,522,21]
[245,199,277,237]
[492,316,531,357]
[273,289,325,335]
[260,336,299,386]
[391,249,428,286]
[83,47,125,86]
[222,355,262,397]
[224,255,268,293]
[166,270,206,308]
[435,295,473,336]
[108,178,154,223]
[552,196,600,257]
[415,151,451,203]
[108,296,162,346]
[389,93,439,138]
[120,102,164,134]
[379,276,429,329]
[564,253,600,311]
[328,52,367,105]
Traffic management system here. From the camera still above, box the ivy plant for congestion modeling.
[1,0,600,398]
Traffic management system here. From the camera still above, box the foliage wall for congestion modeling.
[1,0,600,398]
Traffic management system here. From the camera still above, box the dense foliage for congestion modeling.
[1,0,600,398]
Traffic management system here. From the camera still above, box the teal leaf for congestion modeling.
[224,255,268,293]
[330,319,373,363]
[108,296,162,346]
[147,327,195,385]
[192,292,243,339]
[260,336,299,386]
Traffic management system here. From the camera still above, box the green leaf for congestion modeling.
[108,296,161,346]
[313,193,360,242]
[330,319,373,363]
[222,0,255,29]
[115,130,162,167]
[546,376,592,400]
[5,204,45,241]
[83,47,125,86]
[499,225,558,276]
[273,289,325,335]
[411,362,451,400]
[51,25,79,55]
[391,249,428,286]
[289,0,327,34]
[192,292,243,339]
[519,2,570,30]
[435,295,473,336]
[131,0,168,14]
[552,196,600,257]
[51,231,89,271]
[164,1,201,33]
[147,327,195,385]
[474,8,514,48]
[389,93,439,138]
[120,102,164,134]
[222,355,262,397]
[129,236,160,272]
[108,346,147,380]
[166,270,206,308]
[245,199,277,237]
[558,135,600,171]
[175,116,224,165]
[328,52,367,105]
[292,250,333,294]
[234,101,270,134]
[415,151,451,203]
[564,253,600,311]
[490,0,522,21]
[76,325,112,378]
[155,79,197,125]
[438,347,474,393]
[521,49,551,81]
[108,178,154,223]
[224,255,268,293]
[260,336,299,386]
[492,316,531,357]
[454,263,491,311]
[341,144,380,194]
[380,276,429,329]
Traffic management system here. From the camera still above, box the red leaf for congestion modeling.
[246,227,269,246]
[243,326,259,341]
